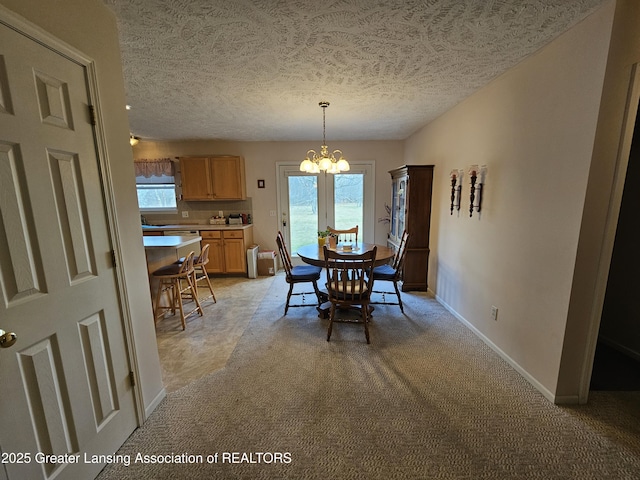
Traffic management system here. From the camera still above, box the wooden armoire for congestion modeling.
[387,165,434,291]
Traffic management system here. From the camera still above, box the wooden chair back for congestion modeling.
[196,243,210,266]
[323,245,376,303]
[179,251,196,275]
[323,245,377,343]
[276,231,294,276]
[327,225,358,244]
[392,230,410,274]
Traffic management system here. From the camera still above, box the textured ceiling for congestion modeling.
[103,0,606,142]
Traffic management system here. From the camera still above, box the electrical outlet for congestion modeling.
[182,211,189,218]
[270,210,276,217]
[491,305,498,321]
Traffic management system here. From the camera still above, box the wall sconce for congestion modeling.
[129,134,140,146]
[450,170,458,215]
[450,170,463,215]
[468,164,487,217]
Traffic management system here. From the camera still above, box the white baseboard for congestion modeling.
[435,294,566,404]
[144,388,167,421]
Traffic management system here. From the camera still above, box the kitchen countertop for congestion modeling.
[141,224,253,232]
[142,235,203,248]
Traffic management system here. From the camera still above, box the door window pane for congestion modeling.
[288,175,318,253]
[334,173,363,237]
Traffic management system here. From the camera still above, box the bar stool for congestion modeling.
[153,251,203,330]
[191,244,216,303]
[174,244,216,304]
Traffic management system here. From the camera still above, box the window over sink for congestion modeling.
[136,173,177,212]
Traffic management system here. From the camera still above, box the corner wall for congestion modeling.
[404,1,615,400]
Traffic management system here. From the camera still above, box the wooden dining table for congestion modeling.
[296,242,396,319]
[297,242,396,267]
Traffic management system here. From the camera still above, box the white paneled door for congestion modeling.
[0,22,137,479]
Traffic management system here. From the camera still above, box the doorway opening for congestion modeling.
[590,97,640,392]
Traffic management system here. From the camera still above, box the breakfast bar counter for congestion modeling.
[144,235,202,306]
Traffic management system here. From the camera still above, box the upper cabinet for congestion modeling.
[179,156,246,201]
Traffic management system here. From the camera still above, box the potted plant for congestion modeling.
[318,230,330,246]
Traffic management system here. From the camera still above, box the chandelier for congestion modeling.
[300,101,349,174]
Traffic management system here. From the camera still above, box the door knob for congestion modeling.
[0,329,17,348]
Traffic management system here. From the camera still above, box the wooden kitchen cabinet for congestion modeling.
[222,230,246,273]
[200,227,253,274]
[179,156,246,200]
[388,165,434,291]
[200,231,224,273]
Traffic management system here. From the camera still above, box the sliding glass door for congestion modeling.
[278,163,374,261]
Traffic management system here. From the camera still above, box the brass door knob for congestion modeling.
[0,329,17,348]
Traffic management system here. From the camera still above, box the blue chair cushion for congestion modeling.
[371,264,396,280]
[289,264,322,281]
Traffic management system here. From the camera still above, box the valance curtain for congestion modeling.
[134,158,175,178]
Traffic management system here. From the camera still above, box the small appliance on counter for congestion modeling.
[228,214,243,225]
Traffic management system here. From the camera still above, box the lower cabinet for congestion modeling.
[200,227,253,274]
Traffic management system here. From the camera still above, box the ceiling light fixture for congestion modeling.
[129,134,140,146]
[300,101,349,174]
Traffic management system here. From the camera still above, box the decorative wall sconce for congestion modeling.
[450,170,457,215]
[449,170,463,215]
[468,164,487,217]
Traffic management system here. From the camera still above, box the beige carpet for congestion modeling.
[98,273,640,479]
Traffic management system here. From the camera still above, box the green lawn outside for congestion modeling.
[289,204,363,253]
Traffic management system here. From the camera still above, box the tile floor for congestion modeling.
[154,274,277,392]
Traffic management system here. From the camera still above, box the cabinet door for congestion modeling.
[390,178,398,239]
[202,239,224,273]
[211,156,245,200]
[397,178,407,238]
[181,157,213,200]
[223,238,246,273]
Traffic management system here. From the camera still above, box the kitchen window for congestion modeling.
[134,158,178,212]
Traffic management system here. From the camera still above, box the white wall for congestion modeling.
[0,0,166,417]
[133,140,404,250]
[404,2,615,399]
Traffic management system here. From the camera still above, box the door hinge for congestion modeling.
[88,105,96,125]
[129,371,136,387]
[111,250,117,268]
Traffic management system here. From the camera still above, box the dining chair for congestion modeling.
[370,230,409,313]
[276,232,323,315]
[153,251,203,330]
[323,245,377,343]
[327,225,358,244]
